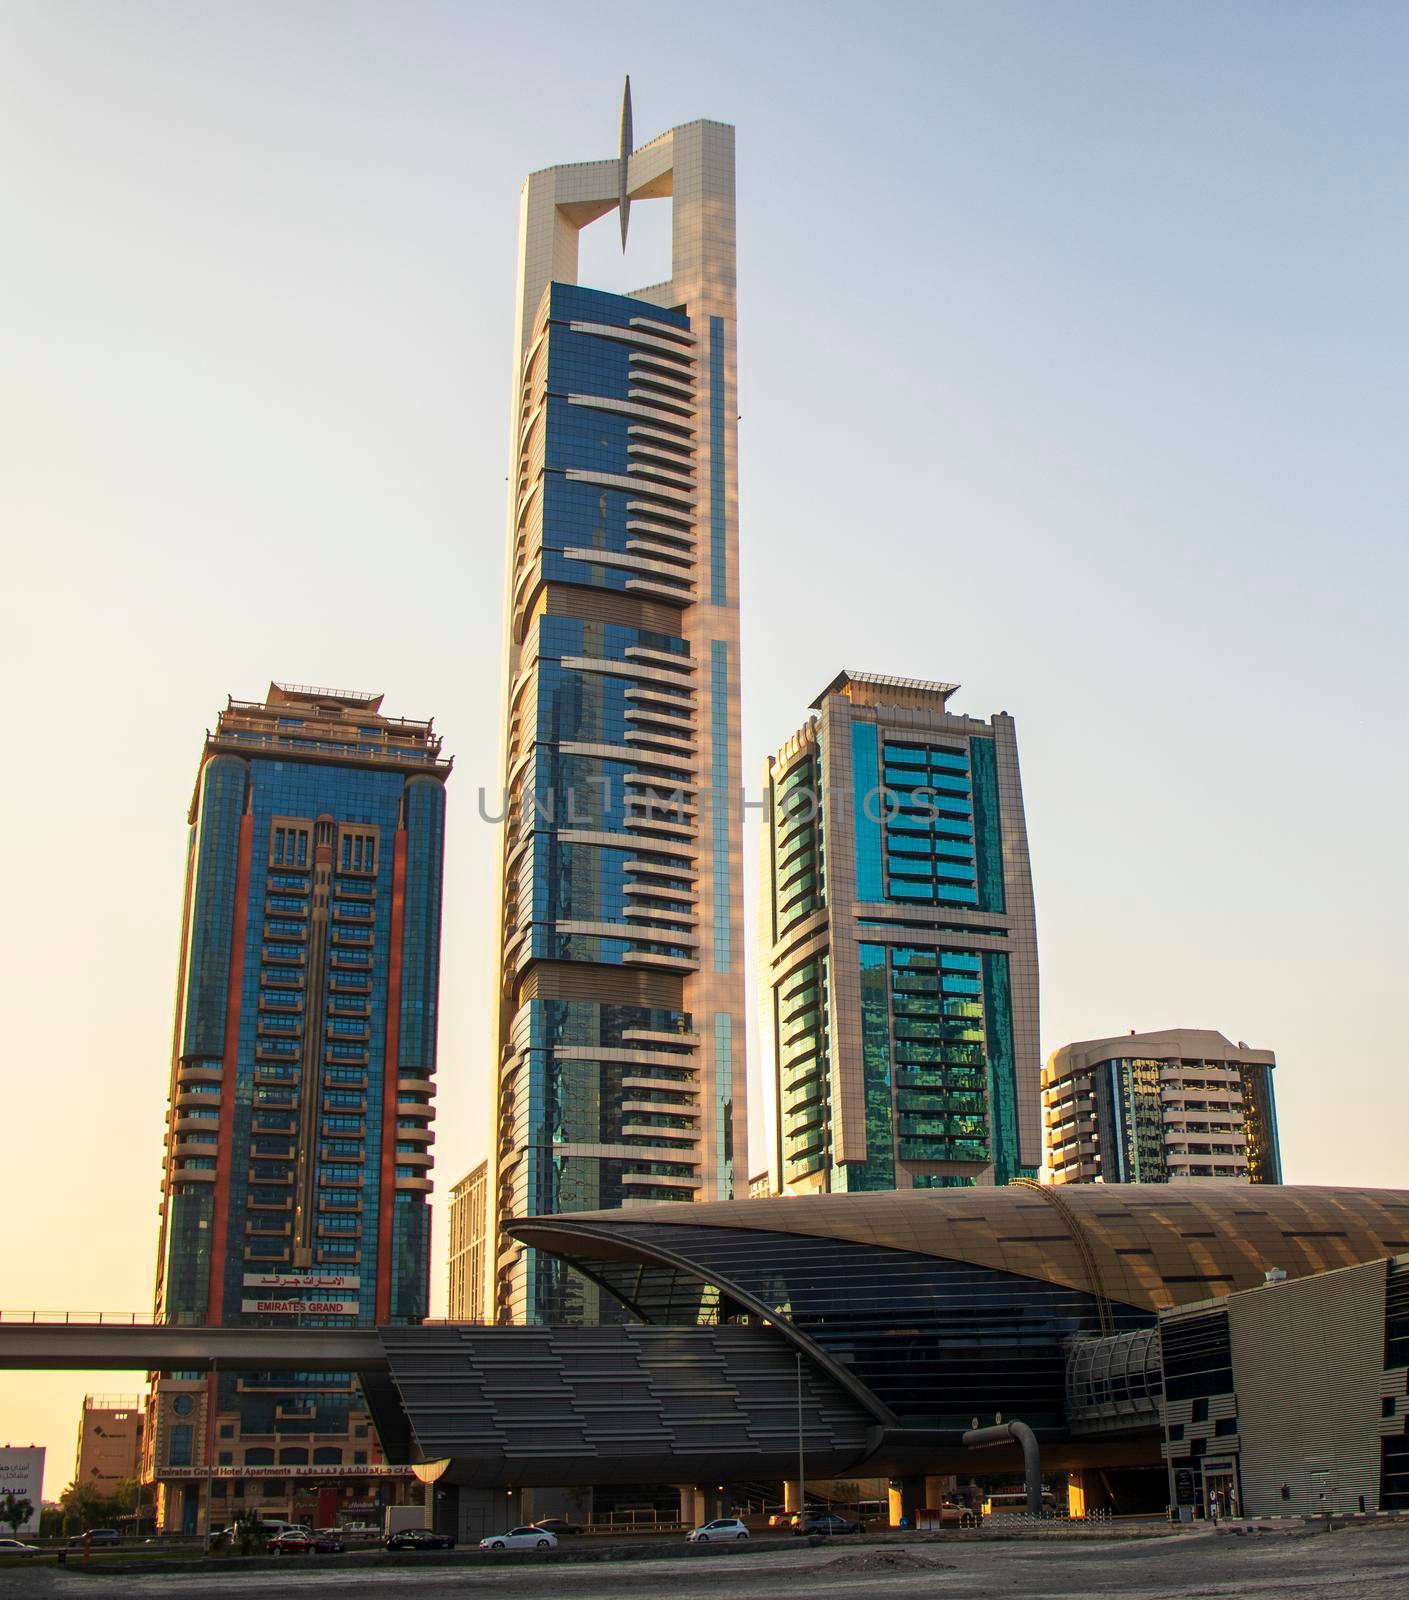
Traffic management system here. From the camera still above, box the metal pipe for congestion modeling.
[962,1419,1043,1517]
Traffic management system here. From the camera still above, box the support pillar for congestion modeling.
[888,1476,923,1528]
[784,1479,804,1515]
[676,1485,697,1528]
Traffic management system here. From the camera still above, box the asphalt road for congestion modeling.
[3,1523,1408,1600]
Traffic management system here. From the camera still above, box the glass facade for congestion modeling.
[496,267,742,1326]
[566,1223,1147,1429]
[765,680,1036,1193]
[153,686,448,1527]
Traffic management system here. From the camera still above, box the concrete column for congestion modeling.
[784,1479,804,1515]
[676,1485,697,1527]
[1066,1472,1086,1519]
[888,1477,924,1528]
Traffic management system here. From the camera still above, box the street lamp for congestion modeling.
[795,1350,805,1521]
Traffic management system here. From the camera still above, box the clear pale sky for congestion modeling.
[2,1,1405,1497]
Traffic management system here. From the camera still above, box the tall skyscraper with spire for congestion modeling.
[491,87,746,1323]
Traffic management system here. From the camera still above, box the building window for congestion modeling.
[168,1425,194,1467]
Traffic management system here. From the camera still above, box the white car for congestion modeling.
[687,1517,749,1542]
[0,1538,41,1557]
[480,1525,558,1551]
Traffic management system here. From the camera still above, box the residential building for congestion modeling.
[148,682,450,1533]
[75,1395,143,1493]
[492,86,746,1323]
[1042,1028,1281,1185]
[759,671,1041,1195]
[448,1162,488,1322]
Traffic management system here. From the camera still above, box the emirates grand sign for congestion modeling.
[240,1298,359,1316]
[159,1464,413,1480]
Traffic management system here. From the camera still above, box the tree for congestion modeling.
[0,1493,35,1536]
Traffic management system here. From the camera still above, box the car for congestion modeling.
[67,1528,121,1547]
[259,1523,311,1541]
[530,1518,582,1536]
[795,1513,862,1536]
[479,1525,558,1551]
[0,1538,41,1557]
[309,1530,345,1552]
[686,1517,749,1542]
[268,1532,321,1555]
[339,1522,380,1537]
[384,1527,456,1551]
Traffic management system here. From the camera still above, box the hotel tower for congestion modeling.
[759,672,1042,1196]
[492,87,746,1324]
[148,683,449,1533]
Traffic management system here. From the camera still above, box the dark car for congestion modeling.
[531,1518,583,1536]
[796,1513,862,1536]
[67,1528,121,1548]
[384,1527,456,1551]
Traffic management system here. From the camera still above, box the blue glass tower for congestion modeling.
[150,684,449,1533]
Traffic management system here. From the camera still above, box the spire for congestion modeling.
[618,75,633,251]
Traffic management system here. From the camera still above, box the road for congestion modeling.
[3,1522,1408,1600]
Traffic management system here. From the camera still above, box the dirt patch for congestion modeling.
[826,1548,956,1573]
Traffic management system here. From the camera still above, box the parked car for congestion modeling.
[480,1526,557,1551]
[0,1539,41,1557]
[339,1521,380,1537]
[796,1513,862,1536]
[530,1517,582,1536]
[385,1527,456,1551]
[309,1530,345,1552]
[686,1518,750,1542]
[67,1528,121,1547]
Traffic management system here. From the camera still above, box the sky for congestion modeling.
[2,1,1406,1498]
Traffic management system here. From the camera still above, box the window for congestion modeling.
[168,1424,194,1467]
[1192,1398,1210,1423]
[1215,1416,1238,1437]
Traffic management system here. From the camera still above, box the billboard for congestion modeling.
[0,1447,45,1534]
[239,1298,359,1316]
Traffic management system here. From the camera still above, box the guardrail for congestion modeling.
[0,1311,157,1326]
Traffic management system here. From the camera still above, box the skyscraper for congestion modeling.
[149,683,449,1533]
[759,672,1041,1195]
[492,89,746,1324]
[1042,1027,1282,1185]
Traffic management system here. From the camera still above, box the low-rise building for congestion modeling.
[75,1395,143,1493]
[1043,1028,1281,1185]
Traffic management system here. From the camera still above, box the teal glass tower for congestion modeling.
[759,672,1041,1195]
[149,684,449,1533]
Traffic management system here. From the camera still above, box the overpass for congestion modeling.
[0,1316,387,1372]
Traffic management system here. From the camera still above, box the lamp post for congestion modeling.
[795,1350,805,1522]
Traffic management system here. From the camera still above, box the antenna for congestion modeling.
[618,76,633,251]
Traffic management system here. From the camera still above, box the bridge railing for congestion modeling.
[0,1310,181,1326]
